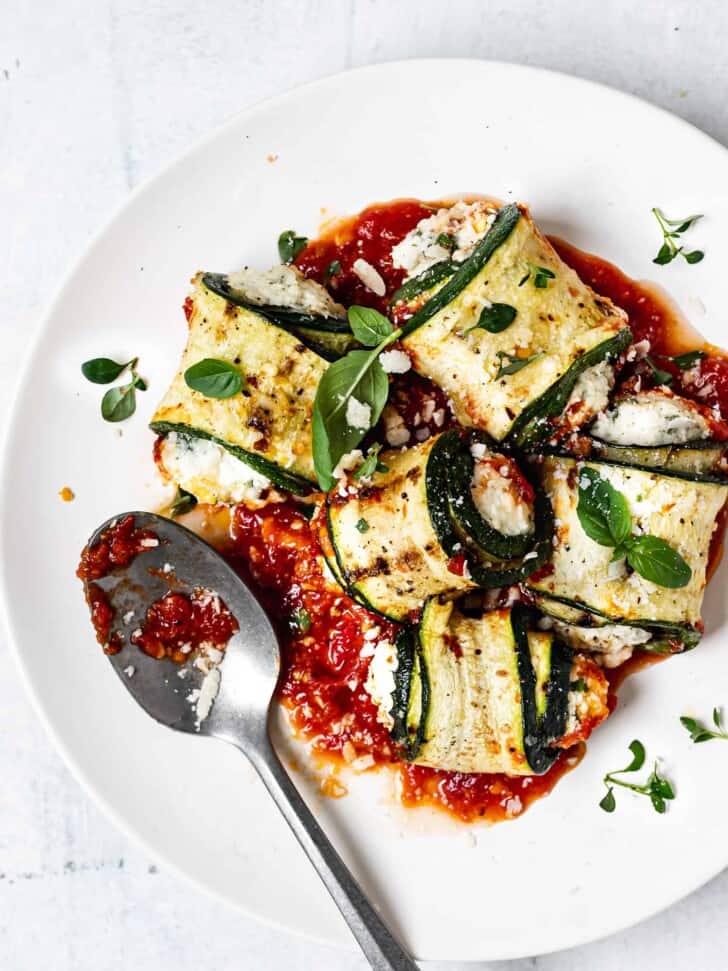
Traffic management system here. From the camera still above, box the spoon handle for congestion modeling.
[250,741,419,971]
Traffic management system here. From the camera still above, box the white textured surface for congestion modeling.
[2,2,728,968]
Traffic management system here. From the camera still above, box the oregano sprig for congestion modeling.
[82,355,147,423]
[599,739,675,814]
[680,707,728,743]
[652,208,704,266]
[577,467,691,588]
[518,264,556,288]
[312,306,401,490]
[278,230,308,264]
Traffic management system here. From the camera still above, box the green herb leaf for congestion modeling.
[82,357,134,384]
[353,444,384,480]
[652,208,705,266]
[324,259,342,283]
[184,359,243,399]
[534,266,556,288]
[355,518,370,533]
[671,350,706,369]
[312,350,390,490]
[653,241,675,266]
[495,351,542,379]
[623,739,646,773]
[601,742,676,814]
[599,787,616,812]
[646,356,673,387]
[680,708,728,743]
[347,306,393,347]
[436,233,457,252]
[101,383,137,422]
[577,467,632,548]
[278,230,308,264]
[626,534,692,588]
[468,302,517,334]
[170,487,197,518]
[570,679,587,692]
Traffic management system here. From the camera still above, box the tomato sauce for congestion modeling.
[77,515,159,582]
[295,199,434,313]
[131,589,239,663]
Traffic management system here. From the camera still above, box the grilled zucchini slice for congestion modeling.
[151,274,328,497]
[400,204,631,444]
[202,267,357,361]
[530,456,728,640]
[394,599,607,774]
[321,430,552,622]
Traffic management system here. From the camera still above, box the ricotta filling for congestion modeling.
[160,432,271,504]
[470,448,534,537]
[540,616,651,667]
[225,264,346,318]
[591,390,710,446]
[364,639,398,730]
[391,200,498,281]
[563,361,614,429]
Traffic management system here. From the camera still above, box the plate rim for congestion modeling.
[2,57,728,961]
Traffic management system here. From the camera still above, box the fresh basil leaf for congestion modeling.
[683,249,704,264]
[347,306,393,347]
[184,359,243,399]
[355,518,370,533]
[599,788,616,812]
[82,357,133,384]
[672,350,706,369]
[354,444,384,480]
[278,230,308,264]
[324,259,341,282]
[170,487,197,518]
[312,350,390,490]
[470,303,517,334]
[495,352,542,379]
[577,467,632,548]
[623,739,646,773]
[101,383,137,422]
[626,534,692,588]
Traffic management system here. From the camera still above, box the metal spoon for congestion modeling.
[82,511,418,971]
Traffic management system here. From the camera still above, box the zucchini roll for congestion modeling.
[377,599,609,775]
[588,389,728,483]
[201,264,357,361]
[151,274,329,499]
[319,430,552,622]
[530,456,728,649]
[397,202,631,446]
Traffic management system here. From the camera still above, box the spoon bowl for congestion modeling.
[81,511,417,971]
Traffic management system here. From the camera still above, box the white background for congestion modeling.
[2,1,728,968]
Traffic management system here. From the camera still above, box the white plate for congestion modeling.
[2,60,728,962]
